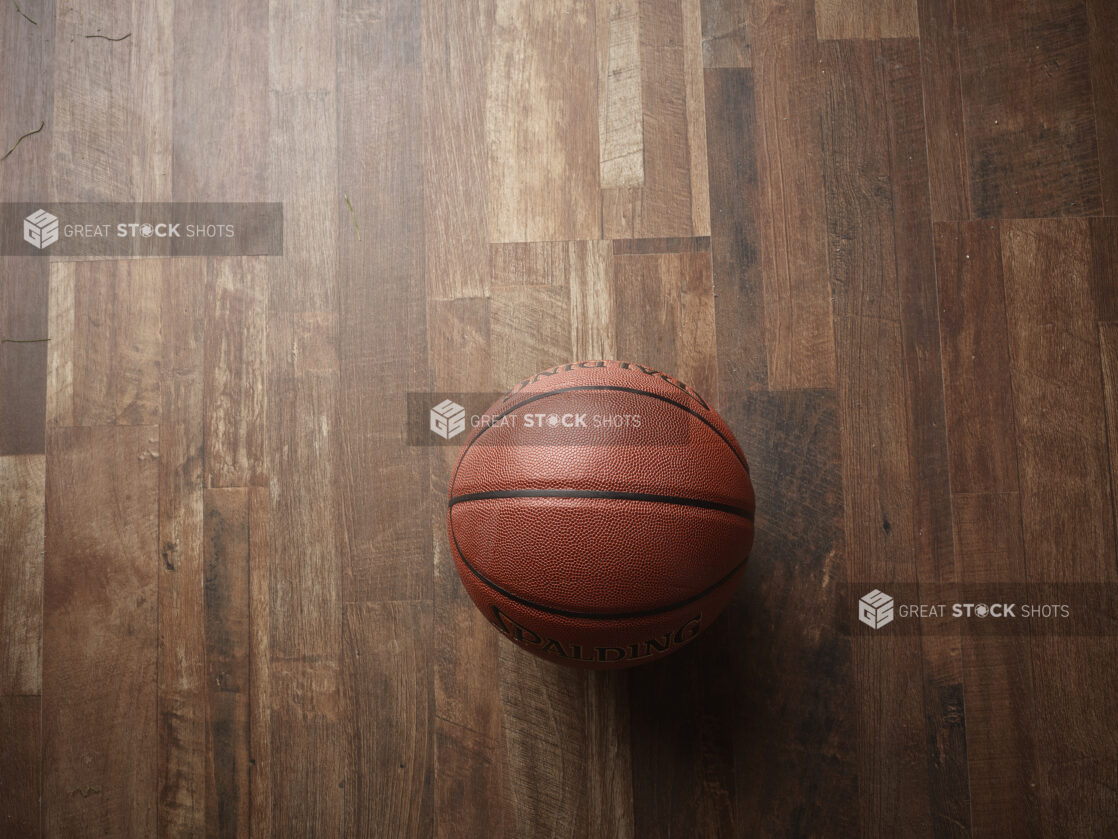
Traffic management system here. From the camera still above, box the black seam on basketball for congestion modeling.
[449,384,749,501]
[448,515,750,620]
[448,488,755,521]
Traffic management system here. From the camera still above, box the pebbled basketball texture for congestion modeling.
[447,360,755,669]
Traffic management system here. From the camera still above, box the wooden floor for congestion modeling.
[2,0,1117,835]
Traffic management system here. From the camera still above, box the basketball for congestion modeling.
[447,360,755,669]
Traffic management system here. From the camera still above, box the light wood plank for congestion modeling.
[597,0,645,189]
[815,0,918,38]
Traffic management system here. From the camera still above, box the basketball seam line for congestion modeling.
[449,385,750,500]
[448,518,751,620]
[448,488,755,521]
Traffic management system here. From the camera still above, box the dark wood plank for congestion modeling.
[701,0,750,68]
[918,0,972,221]
[0,695,41,837]
[611,236,711,255]
[247,487,271,839]
[1101,324,1118,545]
[935,221,1019,494]
[344,602,433,837]
[204,258,267,488]
[157,259,208,839]
[1000,219,1118,835]
[705,68,766,392]
[751,0,835,389]
[0,454,44,695]
[337,0,431,603]
[487,0,599,242]
[723,390,857,837]
[44,426,158,838]
[952,492,1040,838]
[823,38,962,837]
[1090,218,1118,323]
[956,0,1101,218]
[203,488,252,838]
[1087,0,1118,213]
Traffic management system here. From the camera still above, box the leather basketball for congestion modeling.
[447,360,755,669]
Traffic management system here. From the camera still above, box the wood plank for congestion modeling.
[569,241,616,360]
[487,0,599,242]
[602,0,696,239]
[71,260,162,426]
[585,673,635,839]
[597,0,644,189]
[1090,218,1118,323]
[0,696,41,837]
[343,602,433,837]
[426,298,508,838]
[706,68,766,391]
[612,236,711,255]
[935,221,1019,494]
[952,493,1040,838]
[46,263,74,428]
[53,0,172,202]
[157,259,207,839]
[173,0,266,201]
[724,390,857,837]
[496,650,591,838]
[337,0,431,603]
[204,258,267,488]
[956,0,1101,218]
[247,487,272,839]
[1102,325,1118,552]
[0,454,44,695]
[0,0,51,457]
[701,0,750,68]
[682,0,710,237]
[43,426,158,838]
[751,0,835,389]
[1087,0,1118,213]
[489,286,572,386]
[423,0,494,300]
[1000,219,1118,835]
[815,0,918,39]
[268,0,336,93]
[823,38,955,836]
[918,0,971,221]
[267,92,338,313]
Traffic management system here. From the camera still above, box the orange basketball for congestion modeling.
[447,360,755,669]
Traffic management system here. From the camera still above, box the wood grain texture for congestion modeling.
[603,0,698,239]
[269,0,336,93]
[337,0,431,603]
[344,602,433,837]
[935,221,1019,494]
[1090,218,1118,324]
[956,0,1101,218]
[701,0,750,67]
[0,695,41,837]
[1101,324,1118,546]
[1000,219,1118,835]
[423,0,494,300]
[682,0,711,237]
[487,0,599,242]
[823,38,960,837]
[952,492,1040,838]
[1087,0,1118,213]
[752,0,835,389]
[597,0,645,188]
[157,259,207,839]
[918,0,971,221]
[203,489,252,838]
[45,263,74,428]
[706,68,766,392]
[0,455,44,696]
[247,487,272,839]
[43,426,158,839]
[204,258,267,488]
[71,260,162,426]
[815,0,918,39]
